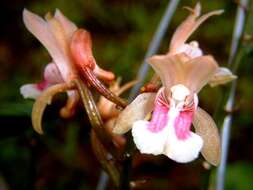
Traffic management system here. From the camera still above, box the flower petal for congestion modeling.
[132,120,168,155]
[169,3,223,53]
[60,90,79,118]
[193,107,221,166]
[184,55,219,93]
[70,29,96,70]
[44,62,64,83]
[32,82,75,134]
[148,53,218,93]
[54,9,77,40]
[23,9,73,81]
[94,65,115,82]
[113,93,156,134]
[20,83,44,99]
[208,67,237,87]
[164,127,203,163]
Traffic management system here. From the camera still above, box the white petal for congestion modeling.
[164,126,203,163]
[132,120,168,155]
[20,84,42,99]
[176,43,203,58]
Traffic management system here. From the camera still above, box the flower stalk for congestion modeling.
[216,0,250,189]
[74,78,120,158]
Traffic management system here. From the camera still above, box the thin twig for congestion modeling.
[129,0,180,100]
[216,0,249,190]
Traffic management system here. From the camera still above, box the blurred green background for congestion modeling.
[0,0,253,189]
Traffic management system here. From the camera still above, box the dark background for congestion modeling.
[0,0,252,189]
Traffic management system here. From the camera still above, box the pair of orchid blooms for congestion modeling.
[21,3,236,166]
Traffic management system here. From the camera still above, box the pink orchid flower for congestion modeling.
[114,3,235,165]
[20,9,131,135]
[132,4,224,163]
[20,9,116,119]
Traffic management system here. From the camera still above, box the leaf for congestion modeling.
[193,107,221,166]
[32,82,74,134]
[113,93,156,134]
[209,67,237,87]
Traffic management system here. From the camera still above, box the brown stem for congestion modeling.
[74,78,119,158]
[91,130,120,187]
[82,68,128,108]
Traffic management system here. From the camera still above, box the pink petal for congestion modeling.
[148,53,218,93]
[23,9,73,82]
[147,89,169,133]
[184,55,219,93]
[70,29,96,70]
[44,62,64,84]
[93,65,115,82]
[169,3,223,53]
[54,9,77,40]
[36,80,49,90]
[147,104,169,133]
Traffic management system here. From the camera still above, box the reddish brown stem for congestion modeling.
[82,68,128,108]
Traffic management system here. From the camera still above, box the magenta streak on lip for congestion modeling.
[174,110,194,140]
[36,80,49,91]
[147,90,169,133]
[147,104,169,133]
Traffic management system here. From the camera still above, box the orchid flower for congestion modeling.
[113,3,236,165]
[20,9,126,134]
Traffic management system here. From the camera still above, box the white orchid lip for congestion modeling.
[132,90,203,163]
[170,84,190,102]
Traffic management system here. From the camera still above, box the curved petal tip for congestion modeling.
[20,84,42,99]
